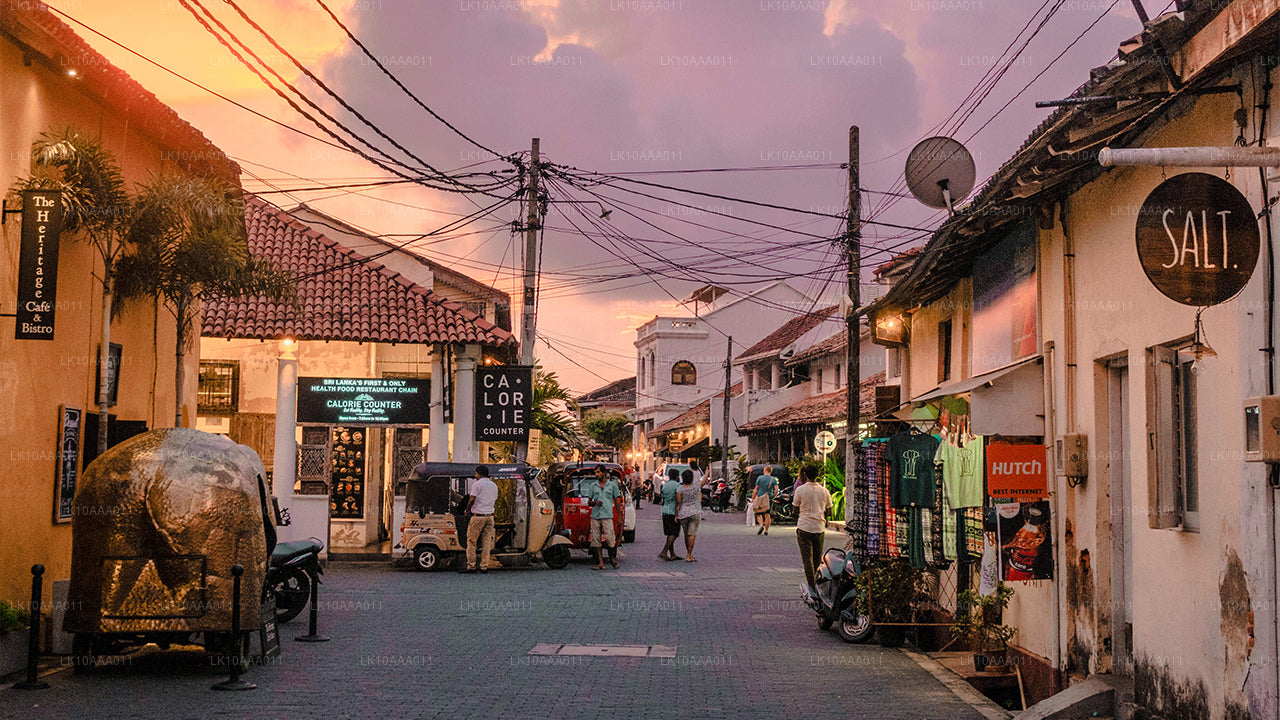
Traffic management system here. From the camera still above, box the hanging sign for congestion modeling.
[986,442,1048,499]
[15,190,63,339]
[1135,172,1259,306]
[475,365,533,441]
[814,430,837,454]
[296,377,431,425]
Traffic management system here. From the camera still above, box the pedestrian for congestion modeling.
[631,469,644,510]
[460,465,497,574]
[751,464,780,535]
[658,467,682,561]
[674,468,701,562]
[585,465,622,569]
[793,464,832,590]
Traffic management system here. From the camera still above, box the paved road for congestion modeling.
[3,508,988,720]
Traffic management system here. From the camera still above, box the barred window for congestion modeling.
[197,361,239,414]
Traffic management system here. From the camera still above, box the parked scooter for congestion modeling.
[712,481,731,512]
[267,537,324,623]
[802,547,874,643]
[771,488,798,524]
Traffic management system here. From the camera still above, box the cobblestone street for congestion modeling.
[4,510,992,720]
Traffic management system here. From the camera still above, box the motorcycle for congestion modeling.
[770,489,798,524]
[801,547,874,644]
[711,481,731,512]
[267,537,324,623]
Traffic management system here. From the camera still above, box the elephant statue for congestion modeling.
[65,428,274,635]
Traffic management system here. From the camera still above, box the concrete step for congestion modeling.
[1012,676,1115,720]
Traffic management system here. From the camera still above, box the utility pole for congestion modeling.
[721,336,732,490]
[845,126,861,511]
[517,138,540,463]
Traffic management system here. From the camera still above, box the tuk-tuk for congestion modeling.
[546,461,631,551]
[400,462,572,571]
[64,428,275,668]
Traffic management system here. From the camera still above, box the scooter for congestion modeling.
[267,537,324,623]
[712,481,731,512]
[771,489,798,524]
[801,547,874,644]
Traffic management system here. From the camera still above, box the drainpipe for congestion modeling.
[1061,199,1077,435]
[1044,340,1062,678]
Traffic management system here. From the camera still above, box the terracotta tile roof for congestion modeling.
[201,196,517,347]
[1,1,239,184]
[654,399,711,435]
[737,373,885,434]
[577,376,636,405]
[736,306,839,362]
[787,333,845,366]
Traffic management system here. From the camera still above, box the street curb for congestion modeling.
[899,647,1013,720]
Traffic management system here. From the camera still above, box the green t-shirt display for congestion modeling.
[934,436,984,508]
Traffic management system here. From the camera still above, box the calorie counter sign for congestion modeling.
[986,443,1048,499]
[475,365,533,442]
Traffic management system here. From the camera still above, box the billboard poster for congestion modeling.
[296,377,431,425]
[475,365,533,441]
[996,499,1053,581]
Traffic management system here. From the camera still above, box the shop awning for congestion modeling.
[910,355,1042,403]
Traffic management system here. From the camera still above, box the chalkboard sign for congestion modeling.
[54,406,81,523]
[258,596,280,660]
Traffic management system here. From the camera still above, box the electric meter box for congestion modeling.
[1243,396,1280,462]
[1056,433,1088,477]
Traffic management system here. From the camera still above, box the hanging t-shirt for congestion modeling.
[887,431,939,508]
[935,436,985,508]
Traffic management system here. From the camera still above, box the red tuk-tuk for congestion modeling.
[546,462,629,552]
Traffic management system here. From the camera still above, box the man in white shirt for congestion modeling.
[461,466,498,574]
[792,464,832,590]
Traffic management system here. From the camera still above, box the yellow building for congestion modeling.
[0,2,239,605]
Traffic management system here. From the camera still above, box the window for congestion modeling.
[649,352,656,387]
[672,361,696,385]
[461,301,487,319]
[198,361,239,414]
[938,319,953,382]
[782,364,809,388]
[888,347,903,379]
[815,368,824,392]
[639,356,646,389]
[1147,343,1198,531]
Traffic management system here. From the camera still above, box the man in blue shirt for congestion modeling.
[584,466,622,569]
[751,465,780,536]
[658,468,682,561]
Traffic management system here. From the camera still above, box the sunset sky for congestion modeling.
[66,0,1143,394]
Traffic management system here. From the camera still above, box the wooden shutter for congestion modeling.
[1146,345,1180,528]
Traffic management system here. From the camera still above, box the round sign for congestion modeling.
[815,430,837,453]
[1135,172,1260,306]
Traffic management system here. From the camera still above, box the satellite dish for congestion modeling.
[904,136,976,214]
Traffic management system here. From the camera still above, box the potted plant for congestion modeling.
[0,599,31,676]
[853,557,922,648]
[951,583,1017,673]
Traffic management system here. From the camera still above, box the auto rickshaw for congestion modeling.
[546,461,631,552]
[64,428,275,669]
[399,462,572,571]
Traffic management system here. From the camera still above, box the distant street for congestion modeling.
[5,509,989,720]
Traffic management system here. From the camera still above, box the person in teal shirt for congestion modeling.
[752,465,780,535]
[584,466,622,569]
[658,468,682,561]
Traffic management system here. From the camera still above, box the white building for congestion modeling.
[631,281,814,472]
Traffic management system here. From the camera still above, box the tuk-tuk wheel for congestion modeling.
[543,545,570,569]
[414,545,442,572]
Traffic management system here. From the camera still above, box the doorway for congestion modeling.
[1106,358,1133,674]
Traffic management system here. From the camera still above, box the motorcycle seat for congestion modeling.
[272,539,323,565]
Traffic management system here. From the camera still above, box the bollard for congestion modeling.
[14,565,49,690]
[294,571,328,643]
[212,564,255,691]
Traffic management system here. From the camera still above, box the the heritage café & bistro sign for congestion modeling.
[15,190,63,339]
[296,377,430,425]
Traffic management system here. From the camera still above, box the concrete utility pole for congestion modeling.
[845,127,861,456]
[516,138,540,463]
[721,336,732,487]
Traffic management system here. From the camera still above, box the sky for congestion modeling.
[64,0,1145,395]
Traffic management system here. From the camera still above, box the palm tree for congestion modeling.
[532,366,584,452]
[11,128,129,456]
[114,175,293,427]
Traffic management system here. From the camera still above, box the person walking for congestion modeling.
[658,467,682,561]
[461,466,498,574]
[585,465,622,569]
[793,464,832,590]
[751,465,780,535]
[674,468,701,562]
